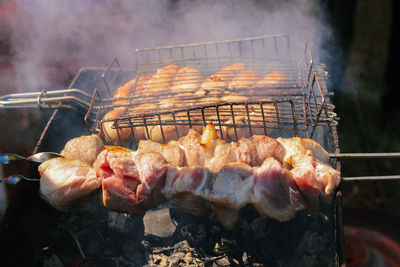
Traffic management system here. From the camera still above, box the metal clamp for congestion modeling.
[102,57,121,97]
[36,89,47,109]
[84,88,104,134]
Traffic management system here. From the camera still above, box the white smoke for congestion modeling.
[7,0,330,91]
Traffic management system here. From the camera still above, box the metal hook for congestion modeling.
[37,89,47,109]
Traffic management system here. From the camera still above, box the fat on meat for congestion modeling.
[61,134,104,165]
[173,124,286,170]
[207,139,237,172]
[177,129,214,167]
[39,158,101,211]
[252,157,304,222]
[138,140,185,167]
[209,162,255,229]
[162,166,212,216]
[234,135,285,166]
[39,122,340,230]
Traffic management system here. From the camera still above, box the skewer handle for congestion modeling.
[330,152,400,159]
[342,175,400,181]
[332,152,400,181]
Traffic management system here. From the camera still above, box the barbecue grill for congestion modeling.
[1,34,397,266]
[93,35,337,147]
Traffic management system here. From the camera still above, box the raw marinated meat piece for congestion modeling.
[234,135,285,166]
[39,158,101,211]
[277,137,340,209]
[162,166,212,216]
[252,157,303,221]
[138,139,185,167]
[209,162,255,229]
[61,134,104,165]
[94,148,168,215]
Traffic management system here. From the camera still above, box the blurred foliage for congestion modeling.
[334,0,400,216]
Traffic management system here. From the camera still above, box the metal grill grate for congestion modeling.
[96,35,338,148]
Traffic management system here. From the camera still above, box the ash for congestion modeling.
[42,193,337,267]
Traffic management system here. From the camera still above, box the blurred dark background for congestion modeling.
[1,0,400,264]
[322,0,400,223]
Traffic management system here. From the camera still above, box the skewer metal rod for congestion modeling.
[342,175,400,181]
[330,153,400,159]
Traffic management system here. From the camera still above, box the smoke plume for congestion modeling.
[6,0,331,91]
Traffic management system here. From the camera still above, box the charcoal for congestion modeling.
[143,208,177,239]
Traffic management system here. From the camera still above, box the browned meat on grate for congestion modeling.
[102,78,137,144]
[253,70,288,89]
[170,66,205,95]
[196,63,246,98]
[228,69,261,90]
[142,64,182,93]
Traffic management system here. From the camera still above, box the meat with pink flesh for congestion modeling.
[290,154,340,209]
[174,127,286,171]
[39,158,101,211]
[207,140,237,172]
[93,149,168,215]
[138,139,185,167]
[277,137,330,166]
[162,166,212,216]
[209,162,255,229]
[277,137,340,208]
[252,157,304,222]
[61,134,104,165]
[234,135,286,166]
[177,129,211,167]
[38,123,340,229]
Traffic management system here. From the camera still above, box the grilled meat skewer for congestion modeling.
[38,124,340,229]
